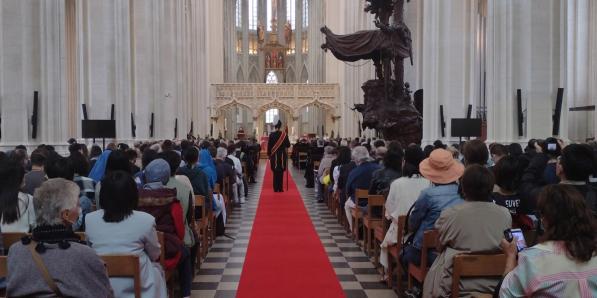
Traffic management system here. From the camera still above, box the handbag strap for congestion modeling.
[26,242,64,297]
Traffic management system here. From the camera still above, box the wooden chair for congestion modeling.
[451,254,507,298]
[0,255,6,297]
[363,194,385,256]
[194,195,208,262]
[210,184,222,245]
[223,177,232,217]
[298,152,308,170]
[386,215,407,290]
[351,189,369,246]
[2,233,27,253]
[407,229,439,289]
[0,255,7,277]
[75,232,87,241]
[101,255,141,298]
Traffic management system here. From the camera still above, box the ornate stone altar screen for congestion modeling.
[211,83,340,139]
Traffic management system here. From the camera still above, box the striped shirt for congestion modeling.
[500,241,597,297]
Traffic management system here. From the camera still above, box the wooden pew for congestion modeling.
[407,229,439,289]
[101,255,142,298]
[363,194,384,256]
[351,189,369,247]
[451,254,507,297]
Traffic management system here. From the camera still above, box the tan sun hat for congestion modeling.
[419,148,465,184]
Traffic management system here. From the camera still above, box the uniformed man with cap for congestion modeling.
[267,120,290,192]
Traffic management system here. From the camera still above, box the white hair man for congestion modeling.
[215,147,241,204]
[344,146,381,231]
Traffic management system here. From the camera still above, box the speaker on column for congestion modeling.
[174,118,178,139]
[466,104,472,119]
[517,89,523,137]
[130,113,136,138]
[552,88,564,136]
[440,105,446,138]
[31,91,39,139]
[189,121,194,138]
[150,113,154,138]
[110,104,115,121]
[82,104,88,120]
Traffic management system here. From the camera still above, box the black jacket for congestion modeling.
[177,166,212,209]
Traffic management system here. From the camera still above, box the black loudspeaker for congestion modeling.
[451,119,482,138]
[440,105,446,138]
[552,88,564,136]
[174,118,178,139]
[413,89,423,115]
[466,104,472,119]
[130,113,136,138]
[149,113,154,138]
[31,91,39,139]
[110,104,115,121]
[189,121,194,137]
[0,116,2,139]
[82,120,116,139]
[82,104,88,120]
[517,89,523,137]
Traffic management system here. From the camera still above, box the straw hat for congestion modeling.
[419,149,464,184]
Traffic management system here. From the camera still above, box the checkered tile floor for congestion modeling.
[191,163,397,298]
[191,166,263,298]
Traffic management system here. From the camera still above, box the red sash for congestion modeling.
[270,127,288,158]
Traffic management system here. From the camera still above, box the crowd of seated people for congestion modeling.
[308,136,597,297]
[0,137,259,297]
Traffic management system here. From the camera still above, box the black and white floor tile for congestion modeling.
[191,163,397,298]
[191,166,263,298]
[291,168,398,298]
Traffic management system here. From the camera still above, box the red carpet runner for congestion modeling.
[237,164,345,298]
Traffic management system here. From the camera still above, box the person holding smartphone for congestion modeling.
[520,140,597,213]
[422,165,511,297]
[499,185,597,297]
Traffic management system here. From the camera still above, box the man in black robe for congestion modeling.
[268,120,290,192]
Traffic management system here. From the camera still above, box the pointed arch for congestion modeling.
[286,66,296,83]
[300,64,308,83]
[236,66,244,83]
[248,66,260,83]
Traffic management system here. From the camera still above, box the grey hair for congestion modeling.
[352,146,372,164]
[324,146,335,155]
[216,147,228,159]
[33,178,80,226]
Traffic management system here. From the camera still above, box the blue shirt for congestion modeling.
[408,184,463,249]
[345,161,381,204]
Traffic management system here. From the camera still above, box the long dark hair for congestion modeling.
[334,146,352,166]
[100,171,139,222]
[402,145,425,177]
[0,159,26,224]
[492,156,521,193]
[383,142,403,172]
[537,185,597,262]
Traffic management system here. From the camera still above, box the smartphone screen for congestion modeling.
[547,143,557,151]
[510,228,527,251]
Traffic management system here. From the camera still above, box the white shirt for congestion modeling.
[227,154,243,176]
[1,192,37,233]
[385,175,431,220]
